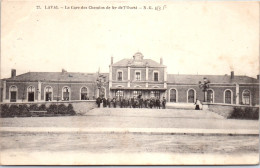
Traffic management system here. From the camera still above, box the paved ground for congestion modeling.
[0,108,258,165]
[1,132,258,153]
[1,108,258,130]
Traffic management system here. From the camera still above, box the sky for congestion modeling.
[1,1,259,79]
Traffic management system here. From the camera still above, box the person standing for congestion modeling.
[131,97,135,108]
[149,98,153,109]
[122,98,126,108]
[100,97,103,108]
[127,98,130,108]
[162,97,166,109]
[139,97,143,108]
[103,97,107,107]
[155,98,159,109]
[144,99,147,108]
[112,97,116,108]
[194,99,201,110]
[96,97,101,108]
[107,97,111,108]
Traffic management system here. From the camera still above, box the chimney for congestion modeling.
[11,69,16,78]
[111,56,113,65]
[231,71,234,79]
[257,75,259,80]
[160,57,163,65]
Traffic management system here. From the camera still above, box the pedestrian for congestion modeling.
[149,99,153,108]
[144,99,147,108]
[155,98,159,109]
[112,98,116,108]
[131,97,134,108]
[127,98,130,108]
[139,98,143,108]
[103,97,107,107]
[120,98,123,108]
[100,97,103,108]
[194,99,201,110]
[162,97,166,109]
[107,97,111,108]
[96,97,101,108]
[122,98,126,108]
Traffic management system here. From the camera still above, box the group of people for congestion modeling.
[96,95,167,109]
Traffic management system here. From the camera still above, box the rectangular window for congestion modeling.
[133,91,142,97]
[154,72,158,81]
[115,90,124,100]
[151,91,160,99]
[136,72,141,81]
[118,72,122,81]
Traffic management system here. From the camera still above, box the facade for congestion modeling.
[1,52,259,106]
[109,52,167,100]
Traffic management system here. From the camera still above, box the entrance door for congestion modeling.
[170,89,176,102]
[207,90,213,103]
[242,90,250,105]
[28,92,34,102]
[27,86,35,102]
[10,91,17,102]
[188,89,195,103]
[45,86,53,101]
[225,90,232,104]
[46,92,52,101]
[151,91,160,99]
[10,86,17,102]
[115,90,124,100]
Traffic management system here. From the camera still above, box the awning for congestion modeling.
[110,87,167,91]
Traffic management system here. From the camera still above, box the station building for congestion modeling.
[1,52,259,106]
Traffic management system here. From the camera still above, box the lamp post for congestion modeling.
[199,77,210,102]
[96,74,106,98]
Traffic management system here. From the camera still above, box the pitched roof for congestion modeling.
[113,58,166,67]
[5,72,109,82]
[3,72,258,84]
[167,74,259,84]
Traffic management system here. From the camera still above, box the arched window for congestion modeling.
[207,89,214,103]
[10,86,17,102]
[62,86,70,101]
[242,90,250,105]
[187,89,196,103]
[169,89,177,102]
[224,89,232,104]
[81,87,89,100]
[115,90,124,100]
[45,86,53,101]
[27,86,35,102]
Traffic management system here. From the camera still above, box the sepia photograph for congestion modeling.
[0,0,259,165]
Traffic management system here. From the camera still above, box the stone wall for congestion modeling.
[206,103,259,118]
[0,100,97,115]
[166,84,260,105]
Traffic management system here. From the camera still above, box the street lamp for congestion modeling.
[96,74,106,98]
[199,77,210,102]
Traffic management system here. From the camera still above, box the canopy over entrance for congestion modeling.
[110,87,166,91]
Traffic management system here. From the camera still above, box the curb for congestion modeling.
[1,127,258,136]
